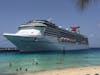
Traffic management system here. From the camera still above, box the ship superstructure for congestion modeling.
[3,20,89,52]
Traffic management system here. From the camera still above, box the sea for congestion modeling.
[0,48,100,74]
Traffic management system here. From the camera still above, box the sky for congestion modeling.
[0,0,100,47]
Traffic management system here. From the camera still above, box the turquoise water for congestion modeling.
[0,48,100,74]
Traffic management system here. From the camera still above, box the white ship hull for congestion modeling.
[3,20,89,52]
[3,34,89,52]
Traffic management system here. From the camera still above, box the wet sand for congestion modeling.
[21,66,100,75]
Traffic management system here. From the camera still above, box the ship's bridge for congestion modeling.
[16,23,46,36]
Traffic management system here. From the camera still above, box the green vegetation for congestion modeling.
[76,0,96,10]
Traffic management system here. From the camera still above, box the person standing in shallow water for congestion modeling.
[16,68,18,71]
[25,68,28,71]
[19,67,22,70]
[9,62,12,67]
[32,59,39,65]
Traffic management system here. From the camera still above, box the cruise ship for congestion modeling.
[3,20,89,52]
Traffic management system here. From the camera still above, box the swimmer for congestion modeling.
[32,59,39,65]
[19,67,22,70]
[36,62,38,65]
[9,62,12,67]
[25,68,28,71]
[16,68,18,71]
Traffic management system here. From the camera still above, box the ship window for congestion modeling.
[34,26,46,29]
[18,26,46,35]
[18,26,34,30]
[18,26,46,30]
[44,26,59,37]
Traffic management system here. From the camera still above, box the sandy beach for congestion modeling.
[21,66,100,75]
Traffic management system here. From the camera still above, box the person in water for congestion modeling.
[9,62,12,67]
[25,68,28,71]
[32,59,39,65]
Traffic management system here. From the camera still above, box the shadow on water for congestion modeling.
[0,48,100,55]
[0,48,100,54]
[14,48,100,54]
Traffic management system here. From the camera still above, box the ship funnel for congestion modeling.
[70,26,80,33]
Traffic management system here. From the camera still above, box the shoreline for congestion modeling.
[20,66,100,75]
